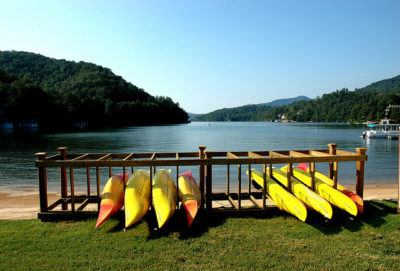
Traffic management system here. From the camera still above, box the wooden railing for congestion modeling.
[35,144,367,219]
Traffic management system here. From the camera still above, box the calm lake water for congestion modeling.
[0,122,398,193]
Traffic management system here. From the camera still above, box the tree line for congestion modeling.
[195,75,400,123]
[0,51,188,129]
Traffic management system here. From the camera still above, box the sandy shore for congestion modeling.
[0,183,398,220]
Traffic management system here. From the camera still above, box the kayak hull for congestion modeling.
[283,166,358,216]
[178,170,201,227]
[152,169,177,228]
[96,173,128,228]
[271,167,332,219]
[125,170,151,228]
[297,163,363,213]
[247,169,307,222]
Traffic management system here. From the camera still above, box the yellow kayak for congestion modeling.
[178,170,201,227]
[270,167,332,219]
[247,169,307,222]
[282,166,358,216]
[124,169,151,228]
[152,169,177,228]
[297,163,363,213]
[95,173,128,229]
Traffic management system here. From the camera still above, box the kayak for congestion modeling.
[282,166,358,216]
[152,169,177,228]
[247,169,307,222]
[178,170,201,227]
[297,163,363,213]
[270,167,332,219]
[125,169,151,228]
[95,173,128,228]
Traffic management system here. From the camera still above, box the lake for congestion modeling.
[0,122,398,193]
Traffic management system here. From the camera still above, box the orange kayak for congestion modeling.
[95,173,128,228]
[178,170,201,227]
[297,163,363,213]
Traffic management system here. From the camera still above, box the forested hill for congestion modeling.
[195,75,400,123]
[195,96,310,121]
[0,51,188,128]
[265,75,400,123]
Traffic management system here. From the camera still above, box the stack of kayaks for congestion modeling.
[281,165,358,216]
[95,169,202,229]
[247,169,307,222]
[297,163,364,213]
[248,164,361,221]
[268,167,332,219]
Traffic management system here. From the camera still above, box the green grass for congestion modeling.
[1,200,400,270]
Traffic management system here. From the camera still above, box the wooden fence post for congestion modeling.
[199,146,206,209]
[328,143,337,178]
[57,147,68,210]
[355,148,367,198]
[205,150,213,210]
[35,153,48,213]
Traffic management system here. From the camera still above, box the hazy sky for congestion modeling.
[1,0,399,113]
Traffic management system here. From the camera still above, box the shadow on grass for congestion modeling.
[306,200,398,234]
[361,200,397,228]
[146,207,228,240]
[48,200,398,237]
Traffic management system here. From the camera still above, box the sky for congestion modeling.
[0,0,399,114]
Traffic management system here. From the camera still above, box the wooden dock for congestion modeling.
[35,144,368,220]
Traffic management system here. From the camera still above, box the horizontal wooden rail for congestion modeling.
[36,155,367,168]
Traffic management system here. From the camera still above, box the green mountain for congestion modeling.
[195,75,400,123]
[0,51,188,128]
[265,75,400,123]
[194,96,310,121]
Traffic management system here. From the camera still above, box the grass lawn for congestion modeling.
[1,200,400,270]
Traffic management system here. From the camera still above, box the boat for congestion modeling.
[95,173,128,228]
[152,169,177,228]
[282,166,358,216]
[297,163,363,213]
[178,170,201,227]
[362,119,400,139]
[269,167,332,219]
[247,169,307,222]
[124,169,151,228]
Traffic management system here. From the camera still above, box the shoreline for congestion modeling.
[0,183,398,220]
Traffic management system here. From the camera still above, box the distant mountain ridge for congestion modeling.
[195,75,400,122]
[264,75,400,123]
[194,96,310,121]
[257,96,311,107]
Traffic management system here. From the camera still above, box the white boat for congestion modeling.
[362,119,400,139]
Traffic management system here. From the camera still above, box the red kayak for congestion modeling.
[95,173,128,228]
[178,170,201,227]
